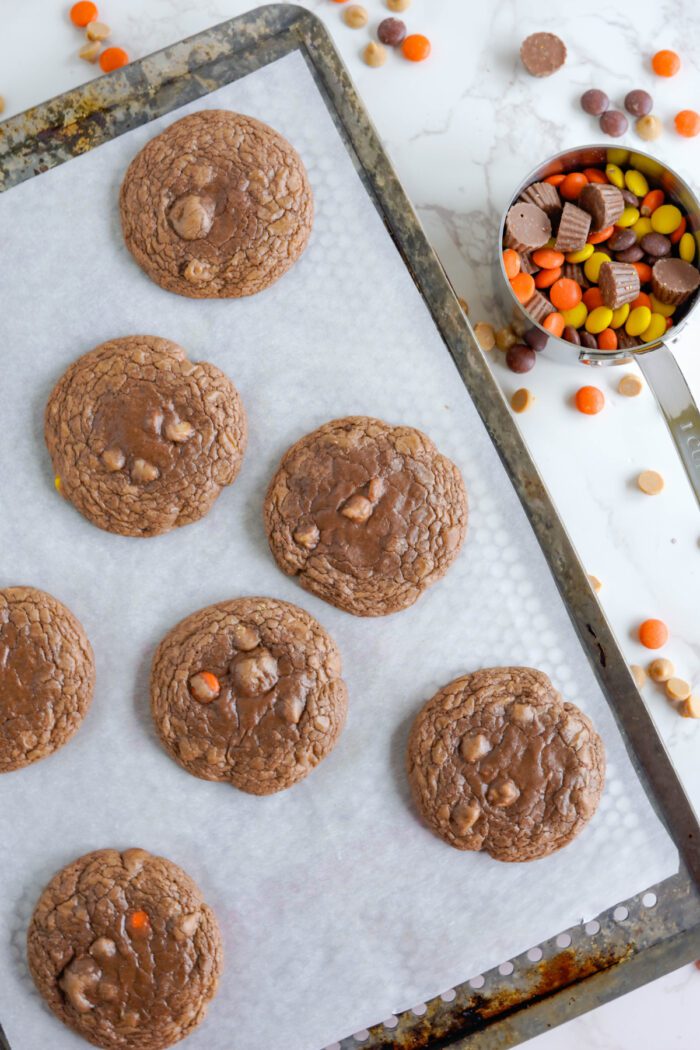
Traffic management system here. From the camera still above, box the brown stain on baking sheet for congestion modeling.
[363,945,633,1048]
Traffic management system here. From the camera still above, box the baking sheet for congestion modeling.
[0,51,678,1050]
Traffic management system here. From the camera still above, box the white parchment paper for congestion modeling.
[0,52,678,1050]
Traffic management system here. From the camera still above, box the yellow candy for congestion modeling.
[605,163,624,189]
[561,302,588,329]
[679,232,696,262]
[629,153,662,180]
[586,306,614,334]
[641,313,667,343]
[566,244,594,263]
[651,204,682,234]
[54,476,62,493]
[607,148,630,166]
[649,294,676,318]
[611,304,630,329]
[626,306,652,336]
[624,170,649,197]
[616,206,640,228]
[632,217,653,241]
[584,251,611,283]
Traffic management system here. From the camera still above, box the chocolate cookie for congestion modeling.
[407,667,605,862]
[120,110,313,298]
[27,848,222,1050]
[0,587,94,773]
[45,336,247,537]
[150,597,347,794]
[264,417,468,617]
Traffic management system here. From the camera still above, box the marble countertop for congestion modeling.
[2,1,699,1047]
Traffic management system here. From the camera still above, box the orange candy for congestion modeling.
[631,292,652,310]
[588,225,615,245]
[575,386,605,415]
[652,49,680,77]
[633,262,652,284]
[583,168,608,184]
[597,328,618,351]
[100,47,129,72]
[532,248,565,269]
[544,174,566,186]
[550,277,582,311]
[638,618,669,649]
[559,172,588,201]
[402,34,431,62]
[534,266,562,289]
[583,287,603,310]
[670,216,687,243]
[502,249,521,279]
[675,110,700,137]
[543,312,565,337]
[510,272,535,304]
[127,910,150,933]
[70,1,97,26]
[641,189,664,216]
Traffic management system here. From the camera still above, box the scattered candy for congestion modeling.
[523,327,548,351]
[506,344,536,373]
[99,46,129,72]
[581,89,609,116]
[636,114,662,141]
[511,387,535,413]
[575,386,604,414]
[520,32,567,78]
[343,5,368,28]
[387,0,410,9]
[79,40,101,62]
[363,41,387,67]
[378,17,406,46]
[624,90,653,117]
[86,20,110,41]
[675,110,700,138]
[70,1,98,26]
[600,110,628,138]
[666,677,691,702]
[682,695,700,718]
[495,326,518,351]
[588,574,603,593]
[630,664,647,689]
[651,49,680,77]
[649,658,674,682]
[637,469,664,495]
[474,322,496,351]
[638,618,669,649]
[402,34,431,62]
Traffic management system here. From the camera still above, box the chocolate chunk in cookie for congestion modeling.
[407,667,605,861]
[45,335,246,537]
[0,587,94,773]
[151,597,347,794]
[264,417,468,617]
[120,110,314,298]
[27,848,222,1050]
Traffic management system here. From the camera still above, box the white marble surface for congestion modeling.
[1,1,699,1047]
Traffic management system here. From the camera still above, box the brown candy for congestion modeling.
[504,203,551,252]
[555,202,591,253]
[651,258,700,305]
[579,183,624,231]
[599,261,640,309]
[518,181,563,223]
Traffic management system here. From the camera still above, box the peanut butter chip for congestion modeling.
[232,649,279,697]
[231,623,260,652]
[79,40,101,62]
[666,677,691,702]
[131,458,160,483]
[618,373,644,397]
[364,41,387,67]
[451,800,480,834]
[511,388,535,413]
[648,657,674,682]
[496,326,518,351]
[637,469,664,495]
[293,522,320,549]
[343,4,368,27]
[341,494,373,523]
[488,779,520,807]
[387,0,411,9]
[189,672,220,703]
[183,259,214,283]
[587,574,603,593]
[474,322,496,351]
[86,21,111,41]
[460,733,491,762]
[89,937,117,960]
[102,447,125,472]
[630,664,647,689]
[164,420,194,443]
[681,695,700,719]
[169,194,216,240]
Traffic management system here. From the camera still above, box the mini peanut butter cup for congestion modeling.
[651,258,700,306]
[519,181,563,223]
[519,252,539,275]
[579,183,624,231]
[504,203,551,253]
[599,261,640,309]
[554,202,591,253]
[524,290,555,322]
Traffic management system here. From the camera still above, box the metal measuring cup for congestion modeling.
[497,144,700,508]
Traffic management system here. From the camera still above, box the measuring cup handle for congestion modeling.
[636,343,700,509]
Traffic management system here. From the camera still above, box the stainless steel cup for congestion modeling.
[497,144,700,508]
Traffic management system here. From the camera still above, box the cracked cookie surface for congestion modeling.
[407,667,605,861]
[27,848,223,1050]
[45,336,247,537]
[263,417,468,617]
[120,110,313,298]
[0,586,94,773]
[150,597,347,794]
